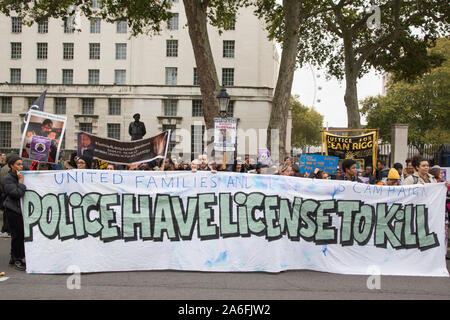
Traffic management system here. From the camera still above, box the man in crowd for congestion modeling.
[376,160,390,181]
[338,159,363,183]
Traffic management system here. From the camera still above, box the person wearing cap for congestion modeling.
[377,168,401,186]
[128,113,147,141]
[1,155,27,271]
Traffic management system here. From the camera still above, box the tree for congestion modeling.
[290,95,324,152]
[0,0,242,133]
[296,0,449,129]
[254,0,329,161]
[360,38,450,152]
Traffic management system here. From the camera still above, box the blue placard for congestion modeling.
[299,154,339,174]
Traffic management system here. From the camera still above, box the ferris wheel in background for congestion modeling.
[308,63,323,108]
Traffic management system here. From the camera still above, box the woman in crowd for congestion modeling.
[1,155,27,271]
[63,152,78,170]
[403,155,436,185]
[76,155,92,169]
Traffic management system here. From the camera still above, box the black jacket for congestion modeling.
[1,171,26,215]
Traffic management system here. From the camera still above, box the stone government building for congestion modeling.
[0,2,291,160]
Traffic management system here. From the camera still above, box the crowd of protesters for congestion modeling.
[0,151,449,270]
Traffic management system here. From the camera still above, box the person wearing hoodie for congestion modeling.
[63,152,78,170]
[1,155,27,271]
[376,168,400,186]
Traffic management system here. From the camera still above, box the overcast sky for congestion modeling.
[291,66,384,128]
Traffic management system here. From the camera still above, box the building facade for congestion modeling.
[0,2,283,161]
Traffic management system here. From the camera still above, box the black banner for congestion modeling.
[77,131,170,165]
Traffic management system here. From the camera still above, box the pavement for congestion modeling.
[0,231,449,300]
[1,212,450,300]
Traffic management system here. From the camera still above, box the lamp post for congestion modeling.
[217,87,230,170]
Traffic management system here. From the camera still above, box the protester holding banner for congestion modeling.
[76,155,92,169]
[337,159,363,183]
[376,168,400,186]
[403,155,437,185]
[63,152,78,170]
[1,155,27,271]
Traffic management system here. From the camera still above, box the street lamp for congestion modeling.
[217,87,230,118]
[217,87,230,169]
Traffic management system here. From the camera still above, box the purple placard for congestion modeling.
[29,135,51,162]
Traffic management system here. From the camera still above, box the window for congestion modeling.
[63,43,74,59]
[0,122,11,148]
[168,13,179,30]
[82,98,94,115]
[1,97,12,113]
[227,16,236,30]
[11,17,22,33]
[90,18,101,33]
[223,40,235,58]
[117,21,127,33]
[108,99,121,115]
[165,67,177,85]
[38,19,48,33]
[11,42,21,59]
[191,125,205,160]
[114,70,126,85]
[193,67,199,86]
[10,69,21,84]
[64,17,75,33]
[54,98,66,114]
[28,97,38,109]
[162,124,176,153]
[79,123,92,133]
[115,43,127,59]
[227,100,234,117]
[36,69,47,84]
[166,40,178,57]
[164,100,177,116]
[107,123,121,140]
[192,100,203,117]
[88,69,100,85]
[89,43,100,59]
[37,43,48,59]
[62,69,73,85]
[222,68,234,86]
[91,0,100,8]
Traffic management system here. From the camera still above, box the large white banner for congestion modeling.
[22,171,449,277]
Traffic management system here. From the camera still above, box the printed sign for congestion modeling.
[22,171,448,277]
[77,131,170,165]
[324,131,377,173]
[29,136,51,162]
[299,155,339,174]
[257,149,271,166]
[214,118,237,152]
[20,110,67,163]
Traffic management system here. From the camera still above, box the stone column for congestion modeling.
[391,124,409,167]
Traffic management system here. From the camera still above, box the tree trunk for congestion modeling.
[343,39,362,129]
[183,0,220,131]
[267,0,302,163]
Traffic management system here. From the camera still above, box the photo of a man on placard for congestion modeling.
[77,132,95,158]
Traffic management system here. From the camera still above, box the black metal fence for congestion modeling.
[378,143,446,167]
